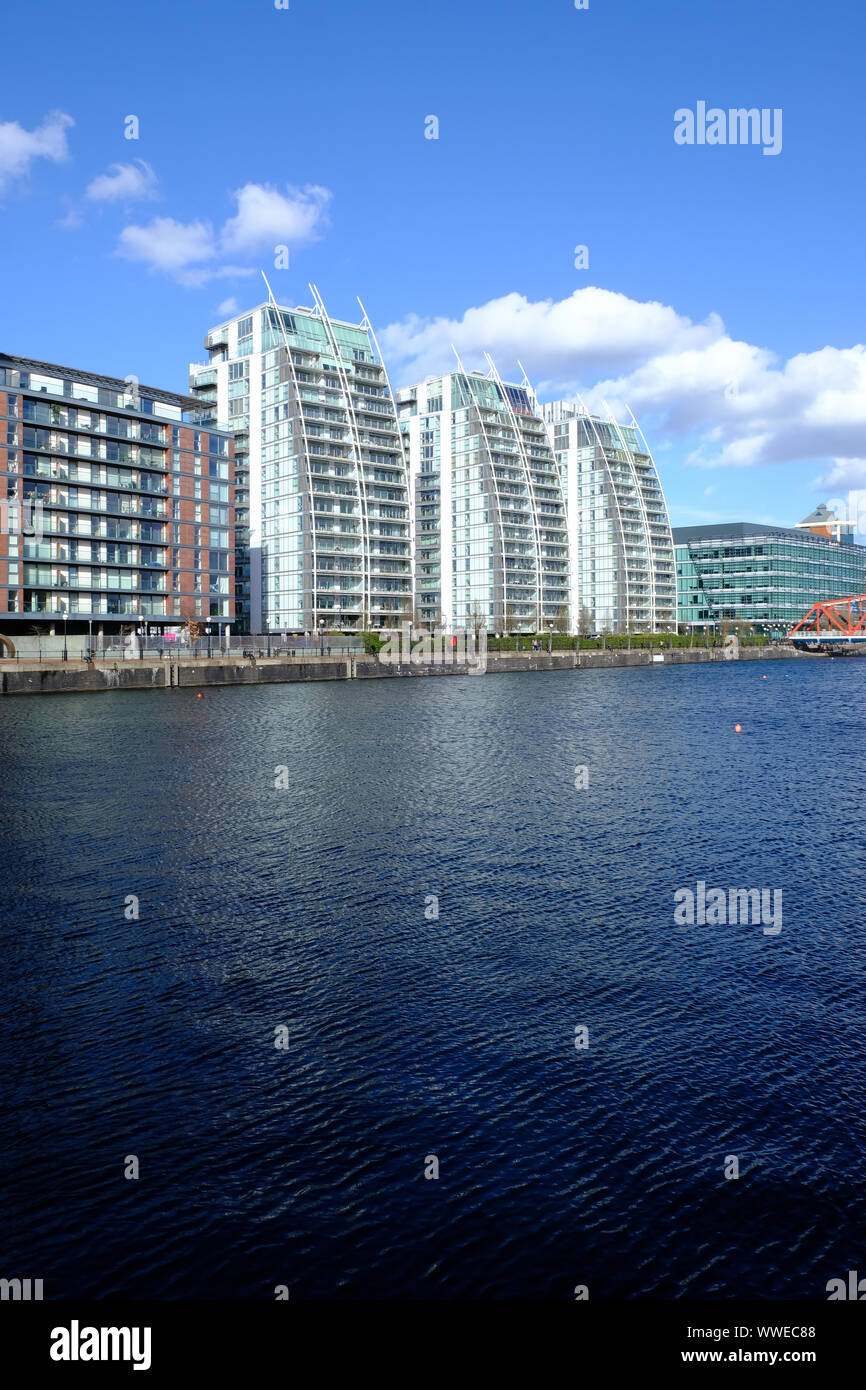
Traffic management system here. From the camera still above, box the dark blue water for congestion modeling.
[1,659,865,1300]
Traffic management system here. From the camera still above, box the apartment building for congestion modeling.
[190,291,411,633]
[542,402,677,632]
[397,367,570,633]
[0,353,234,639]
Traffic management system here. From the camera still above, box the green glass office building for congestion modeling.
[675,522,866,632]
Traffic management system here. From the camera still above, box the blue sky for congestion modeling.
[2,0,865,531]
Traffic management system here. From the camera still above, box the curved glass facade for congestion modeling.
[399,369,569,633]
[543,401,677,632]
[191,299,411,632]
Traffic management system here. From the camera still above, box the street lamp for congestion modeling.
[547,619,553,654]
[318,618,325,656]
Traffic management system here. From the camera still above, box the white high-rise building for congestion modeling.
[190,289,411,633]
[397,366,570,633]
[542,402,677,632]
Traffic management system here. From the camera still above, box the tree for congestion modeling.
[577,606,595,637]
[554,604,570,634]
[469,605,488,638]
[413,604,440,632]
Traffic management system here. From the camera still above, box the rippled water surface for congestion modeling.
[1,659,865,1299]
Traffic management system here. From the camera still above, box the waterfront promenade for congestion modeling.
[0,640,830,696]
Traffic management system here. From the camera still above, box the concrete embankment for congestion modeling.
[0,655,350,696]
[0,643,827,696]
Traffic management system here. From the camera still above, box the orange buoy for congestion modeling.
[734,723,742,733]
[197,692,203,699]
[762,675,767,679]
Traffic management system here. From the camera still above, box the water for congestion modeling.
[1,658,865,1300]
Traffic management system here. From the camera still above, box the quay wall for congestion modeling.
[0,643,831,697]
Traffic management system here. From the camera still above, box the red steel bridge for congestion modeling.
[788,594,866,645]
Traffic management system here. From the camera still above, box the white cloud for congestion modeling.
[382,287,866,476]
[217,296,239,316]
[381,288,723,386]
[220,182,331,253]
[0,110,73,192]
[816,459,866,491]
[85,159,158,202]
[117,216,215,275]
[57,203,84,229]
[596,342,866,471]
[116,181,332,284]
[115,217,253,287]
